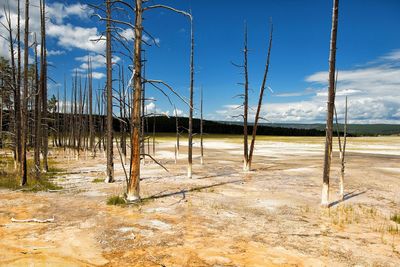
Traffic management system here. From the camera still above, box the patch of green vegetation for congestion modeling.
[107,195,126,205]
[92,178,104,183]
[388,224,399,234]
[391,213,400,224]
[0,156,62,192]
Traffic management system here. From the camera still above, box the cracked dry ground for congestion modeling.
[0,137,399,266]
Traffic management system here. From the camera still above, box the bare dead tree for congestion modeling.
[1,3,18,165]
[101,0,192,201]
[20,0,29,185]
[339,96,348,200]
[141,50,146,162]
[200,87,204,165]
[105,0,114,183]
[152,104,156,156]
[142,4,194,176]
[88,56,95,154]
[56,83,61,147]
[187,14,194,178]
[243,22,249,171]
[174,105,180,158]
[335,96,348,201]
[16,0,22,164]
[248,22,273,170]
[33,33,41,179]
[40,0,48,172]
[120,64,127,162]
[63,75,67,151]
[321,0,339,207]
[126,0,144,201]
[0,92,2,149]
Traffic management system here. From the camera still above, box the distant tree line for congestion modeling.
[0,112,332,138]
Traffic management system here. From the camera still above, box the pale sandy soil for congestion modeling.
[0,136,399,266]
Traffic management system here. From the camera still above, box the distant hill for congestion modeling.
[264,123,400,136]
[217,121,400,136]
[145,117,326,136]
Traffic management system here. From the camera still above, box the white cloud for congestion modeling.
[120,28,160,45]
[92,72,106,79]
[75,54,120,70]
[71,68,105,80]
[47,49,65,56]
[0,1,101,63]
[174,108,183,116]
[47,23,105,53]
[381,49,400,61]
[47,2,93,24]
[215,50,400,124]
[145,102,156,113]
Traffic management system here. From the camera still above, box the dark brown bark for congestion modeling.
[106,0,114,182]
[126,0,143,201]
[0,92,3,149]
[15,0,22,164]
[322,0,339,207]
[248,23,273,170]
[20,0,29,186]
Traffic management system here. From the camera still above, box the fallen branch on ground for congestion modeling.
[11,217,55,223]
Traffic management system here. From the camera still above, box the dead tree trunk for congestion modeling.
[20,0,29,186]
[126,0,143,201]
[105,0,114,183]
[152,108,156,156]
[0,95,2,148]
[33,34,41,179]
[120,65,127,161]
[63,76,67,150]
[321,0,339,207]
[187,16,194,178]
[15,0,22,164]
[4,2,19,165]
[0,90,3,149]
[243,22,249,172]
[88,57,94,154]
[141,51,146,161]
[337,96,348,200]
[175,105,180,158]
[40,0,48,172]
[200,87,204,165]
[248,23,273,170]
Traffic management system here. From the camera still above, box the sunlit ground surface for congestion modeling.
[0,135,399,266]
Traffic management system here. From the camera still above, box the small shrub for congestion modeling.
[107,195,126,206]
[391,213,400,224]
[92,178,104,183]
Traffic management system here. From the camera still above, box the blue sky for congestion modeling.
[1,0,400,123]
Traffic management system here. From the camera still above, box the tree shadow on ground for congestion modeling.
[328,190,368,208]
[139,179,242,205]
